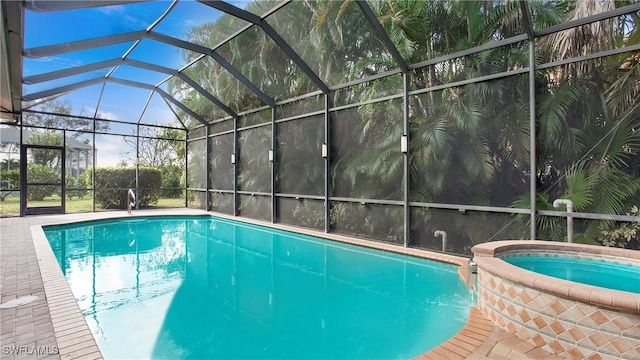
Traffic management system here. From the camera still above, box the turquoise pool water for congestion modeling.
[44,216,472,359]
[504,255,640,294]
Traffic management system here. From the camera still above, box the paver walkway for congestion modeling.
[1,215,61,360]
[1,210,564,359]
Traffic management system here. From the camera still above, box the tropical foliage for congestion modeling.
[175,0,640,251]
[598,206,640,249]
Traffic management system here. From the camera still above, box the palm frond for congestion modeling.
[526,1,568,30]
[588,165,640,215]
[604,61,640,118]
[482,1,522,39]
[563,162,594,211]
[597,110,640,169]
[457,134,494,182]
[537,82,583,156]
[449,95,483,135]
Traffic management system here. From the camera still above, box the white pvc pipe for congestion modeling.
[434,230,447,252]
[553,199,574,243]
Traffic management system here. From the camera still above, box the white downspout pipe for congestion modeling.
[553,199,574,243]
[434,230,447,252]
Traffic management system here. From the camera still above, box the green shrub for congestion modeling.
[27,163,60,201]
[90,167,161,209]
[65,175,87,199]
[160,166,183,198]
[0,169,20,201]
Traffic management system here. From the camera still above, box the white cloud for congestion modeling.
[96,111,120,121]
[98,5,125,15]
[98,4,148,30]
[95,134,134,167]
[141,107,177,126]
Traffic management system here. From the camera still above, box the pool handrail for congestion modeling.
[466,259,477,291]
[127,188,136,214]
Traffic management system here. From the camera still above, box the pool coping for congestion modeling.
[31,225,102,359]
[27,209,476,359]
[472,240,640,314]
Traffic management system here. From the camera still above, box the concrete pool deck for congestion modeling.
[2,209,557,359]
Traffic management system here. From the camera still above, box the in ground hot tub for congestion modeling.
[472,240,640,359]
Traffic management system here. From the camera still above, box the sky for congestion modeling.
[22,0,237,166]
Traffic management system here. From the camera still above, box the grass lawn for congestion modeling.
[0,196,187,216]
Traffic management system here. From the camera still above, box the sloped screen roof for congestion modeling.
[5,0,639,131]
[19,1,297,128]
[10,0,426,129]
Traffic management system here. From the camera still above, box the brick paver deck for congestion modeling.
[417,308,562,360]
[1,210,562,359]
[1,215,61,360]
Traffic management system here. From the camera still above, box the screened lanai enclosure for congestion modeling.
[1,0,639,254]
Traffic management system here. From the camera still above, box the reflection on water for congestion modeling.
[45,216,472,359]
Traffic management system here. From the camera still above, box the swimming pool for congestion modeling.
[503,255,640,293]
[44,216,472,359]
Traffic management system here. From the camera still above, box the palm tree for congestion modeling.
[524,0,640,244]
